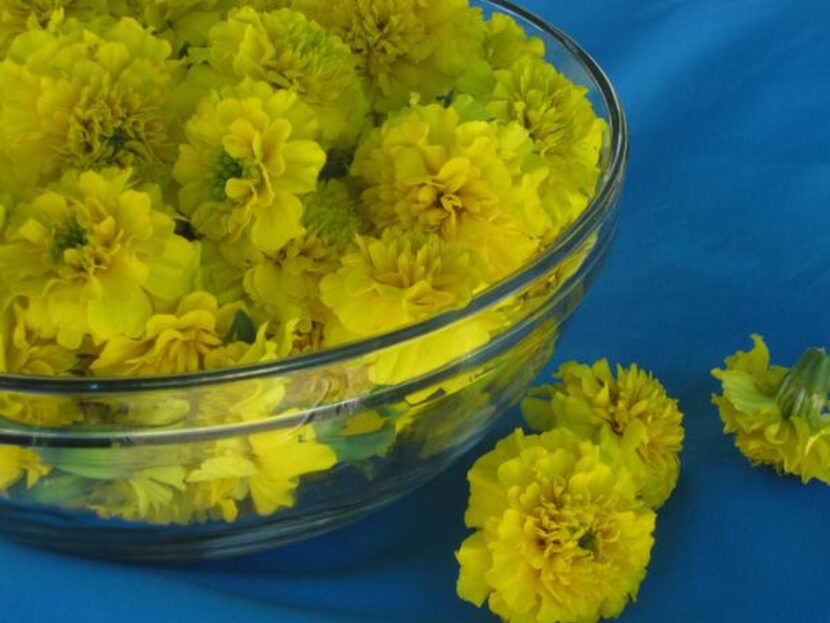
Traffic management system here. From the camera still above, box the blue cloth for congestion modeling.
[3,1,830,621]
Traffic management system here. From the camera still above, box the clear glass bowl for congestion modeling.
[0,0,627,561]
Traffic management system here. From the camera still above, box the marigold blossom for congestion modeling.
[457,428,655,623]
[713,335,830,484]
[523,360,685,509]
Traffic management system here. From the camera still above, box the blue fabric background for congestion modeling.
[2,1,830,621]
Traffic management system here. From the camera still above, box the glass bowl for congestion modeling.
[0,0,627,561]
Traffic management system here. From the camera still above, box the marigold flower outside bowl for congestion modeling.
[0,0,626,561]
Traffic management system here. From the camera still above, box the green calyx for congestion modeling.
[776,347,830,426]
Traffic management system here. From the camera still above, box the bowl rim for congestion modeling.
[0,0,628,396]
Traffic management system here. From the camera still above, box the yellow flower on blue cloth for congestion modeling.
[456,427,655,623]
[351,99,551,282]
[0,16,180,194]
[0,168,198,349]
[174,80,326,253]
[199,6,369,147]
[712,335,830,484]
[523,360,685,509]
[293,0,486,112]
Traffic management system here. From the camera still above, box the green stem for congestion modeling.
[776,347,830,425]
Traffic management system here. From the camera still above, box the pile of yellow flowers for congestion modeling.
[457,360,684,622]
[0,0,606,390]
[0,1,607,526]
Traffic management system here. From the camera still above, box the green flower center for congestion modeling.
[577,531,599,555]
[105,127,130,155]
[212,151,245,201]
[51,217,88,264]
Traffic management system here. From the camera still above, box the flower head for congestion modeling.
[200,7,368,146]
[483,13,545,71]
[488,57,606,238]
[0,17,180,193]
[103,0,239,53]
[184,425,337,522]
[294,0,486,112]
[320,229,480,338]
[0,168,197,349]
[457,428,655,623]
[89,291,278,376]
[244,233,336,352]
[0,0,99,55]
[319,228,490,385]
[174,80,326,252]
[712,335,830,484]
[524,360,685,508]
[351,100,550,281]
[0,301,83,426]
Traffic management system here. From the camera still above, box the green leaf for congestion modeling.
[15,472,93,506]
[224,309,257,344]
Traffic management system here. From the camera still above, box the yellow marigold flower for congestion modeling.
[320,229,480,337]
[712,335,830,484]
[484,13,545,71]
[186,426,336,521]
[90,292,276,376]
[244,233,336,352]
[0,301,76,377]
[200,7,368,147]
[457,428,655,623]
[351,100,551,281]
[86,463,191,525]
[523,360,685,509]
[457,13,546,98]
[367,317,495,387]
[174,80,326,253]
[488,57,606,238]
[0,0,99,55]
[0,301,83,426]
[103,0,238,53]
[319,229,493,385]
[0,169,197,349]
[0,445,51,493]
[293,0,486,112]
[204,319,287,372]
[56,424,333,525]
[0,17,179,193]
